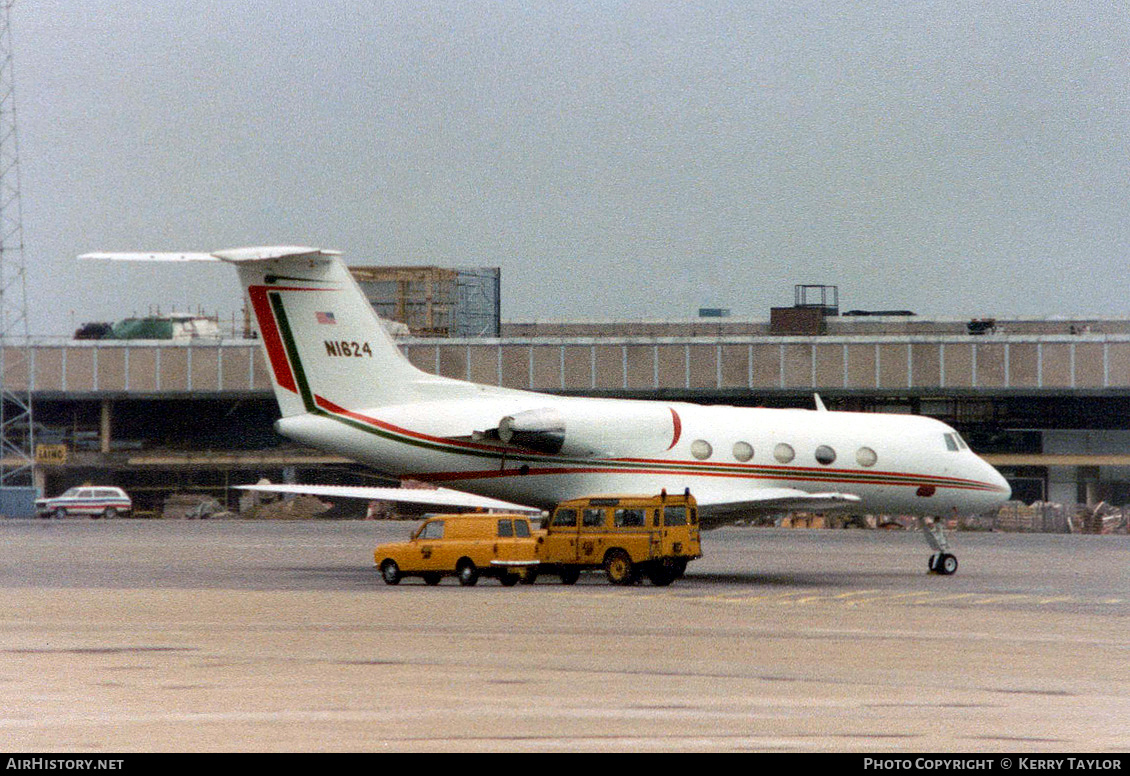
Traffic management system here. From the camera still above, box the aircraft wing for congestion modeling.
[695,488,862,529]
[236,483,543,514]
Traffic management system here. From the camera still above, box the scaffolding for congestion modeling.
[350,265,500,338]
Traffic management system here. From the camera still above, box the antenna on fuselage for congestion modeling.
[814,393,828,412]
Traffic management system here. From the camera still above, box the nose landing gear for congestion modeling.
[929,551,959,575]
[919,516,959,575]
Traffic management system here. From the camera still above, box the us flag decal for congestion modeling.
[316,311,337,325]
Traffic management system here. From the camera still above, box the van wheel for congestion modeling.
[604,550,637,586]
[559,568,580,585]
[422,573,442,586]
[499,572,519,587]
[380,560,402,585]
[456,560,479,587]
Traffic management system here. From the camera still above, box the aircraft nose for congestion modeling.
[986,462,1012,503]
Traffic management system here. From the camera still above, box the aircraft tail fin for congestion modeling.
[82,246,475,416]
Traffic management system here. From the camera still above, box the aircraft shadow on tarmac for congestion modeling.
[278,566,919,591]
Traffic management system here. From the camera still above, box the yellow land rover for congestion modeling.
[533,491,701,586]
[374,513,540,586]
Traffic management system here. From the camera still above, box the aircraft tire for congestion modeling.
[380,560,402,585]
[938,553,959,575]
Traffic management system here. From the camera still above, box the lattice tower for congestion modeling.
[0,0,35,493]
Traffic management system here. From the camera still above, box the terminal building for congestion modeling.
[6,280,1130,517]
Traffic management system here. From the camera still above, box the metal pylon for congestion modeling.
[0,0,35,497]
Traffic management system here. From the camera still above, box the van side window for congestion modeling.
[551,509,578,528]
[582,508,605,528]
[497,519,513,538]
[614,508,646,527]
[663,506,687,526]
[514,519,531,538]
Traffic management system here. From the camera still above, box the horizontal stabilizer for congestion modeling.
[696,488,861,529]
[237,482,543,514]
[80,246,342,264]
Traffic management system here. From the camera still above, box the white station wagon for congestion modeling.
[36,487,132,519]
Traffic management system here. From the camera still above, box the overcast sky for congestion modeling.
[12,1,1130,336]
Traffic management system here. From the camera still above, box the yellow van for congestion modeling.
[534,491,701,586]
[374,513,540,586]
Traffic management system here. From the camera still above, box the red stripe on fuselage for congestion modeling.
[313,395,512,453]
[310,394,999,493]
[247,285,297,394]
[667,407,682,450]
[247,284,338,396]
[403,465,999,491]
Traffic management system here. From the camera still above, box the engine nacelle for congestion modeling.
[494,401,679,458]
[498,407,567,455]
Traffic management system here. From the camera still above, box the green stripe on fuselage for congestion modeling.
[268,292,317,413]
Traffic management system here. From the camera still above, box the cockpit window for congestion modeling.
[943,433,969,452]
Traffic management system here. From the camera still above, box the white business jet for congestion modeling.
[84,246,1011,574]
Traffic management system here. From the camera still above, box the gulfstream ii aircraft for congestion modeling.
[85,246,1011,574]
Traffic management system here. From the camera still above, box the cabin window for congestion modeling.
[815,445,836,465]
[732,441,754,462]
[551,508,578,528]
[582,508,605,528]
[774,443,795,464]
[856,447,878,467]
[691,439,713,460]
